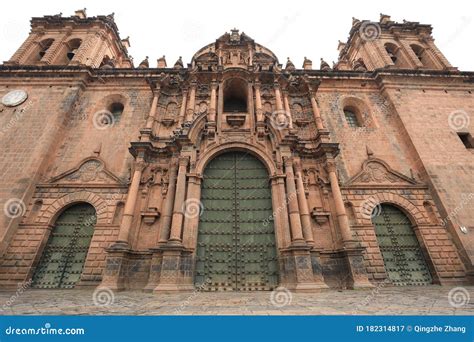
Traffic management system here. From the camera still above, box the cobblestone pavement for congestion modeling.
[0,286,473,315]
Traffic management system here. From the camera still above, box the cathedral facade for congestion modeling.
[0,10,472,292]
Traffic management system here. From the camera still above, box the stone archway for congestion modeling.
[31,202,96,288]
[194,151,279,291]
[372,203,432,286]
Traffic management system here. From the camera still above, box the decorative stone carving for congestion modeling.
[49,158,124,184]
[346,158,418,186]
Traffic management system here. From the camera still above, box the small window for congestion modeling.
[223,78,247,112]
[458,132,474,149]
[344,109,360,127]
[109,102,124,122]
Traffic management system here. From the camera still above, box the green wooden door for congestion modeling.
[32,203,96,288]
[195,152,278,291]
[372,204,432,286]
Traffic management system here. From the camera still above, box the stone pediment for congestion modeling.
[345,158,417,186]
[49,158,124,185]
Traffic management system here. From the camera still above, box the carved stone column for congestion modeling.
[178,88,188,126]
[283,158,305,246]
[326,161,353,244]
[282,90,294,129]
[254,81,264,123]
[209,81,217,122]
[185,81,197,122]
[270,175,291,249]
[309,90,324,131]
[182,174,202,249]
[168,157,190,244]
[115,159,146,247]
[100,157,146,291]
[145,86,160,130]
[326,159,373,288]
[294,161,314,246]
[158,160,178,244]
[274,82,284,111]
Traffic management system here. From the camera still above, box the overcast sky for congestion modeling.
[1,0,472,70]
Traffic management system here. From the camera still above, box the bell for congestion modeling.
[67,49,78,60]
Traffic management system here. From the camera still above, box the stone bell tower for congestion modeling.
[336,14,456,71]
[5,9,132,68]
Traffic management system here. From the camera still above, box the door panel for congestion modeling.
[195,152,278,291]
[32,203,96,289]
[372,204,432,286]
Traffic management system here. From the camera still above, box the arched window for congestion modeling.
[38,39,54,59]
[410,44,437,69]
[384,43,399,65]
[26,38,54,64]
[223,78,247,112]
[344,107,361,127]
[411,44,424,63]
[63,38,82,63]
[109,102,124,123]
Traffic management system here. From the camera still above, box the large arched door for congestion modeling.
[195,152,278,291]
[32,203,96,288]
[372,204,432,286]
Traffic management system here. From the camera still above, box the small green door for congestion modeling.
[195,152,278,291]
[32,203,96,288]
[372,204,432,286]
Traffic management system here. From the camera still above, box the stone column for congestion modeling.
[294,161,314,246]
[182,174,202,249]
[185,82,197,122]
[326,160,373,289]
[168,156,189,243]
[115,159,146,247]
[327,161,353,244]
[209,81,217,122]
[178,88,188,126]
[283,158,305,246]
[254,82,264,123]
[146,86,160,129]
[158,160,178,244]
[168,157,189,244]
[217,81,224,134]
[282,90,294,129]
[270,176,291,249]
[274,82,284,111]
[309,91,324,130]
[247,81,255,133]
